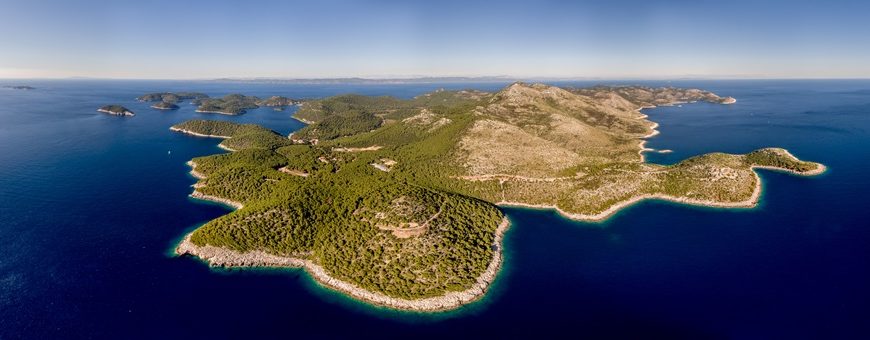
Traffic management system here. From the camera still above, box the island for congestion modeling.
[3,85,35,90]
[256,95,298,107]
[138,92,299,114]
[151,101,180,110]
[137,92,209,103]
[97,105,134,116]
[195,94,261,115]
[172,83,824,311]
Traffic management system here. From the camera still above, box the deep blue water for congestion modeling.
[1,80,868,339]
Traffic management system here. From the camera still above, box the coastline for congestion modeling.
[635,104,659,162]
[176,217,511,312]
[291,115,315,125]
[217,143,237,152]
[497,160,825,222]
[186,160,206,179]
[169,126,231,139]
[195,109,242,115]
[185,160,244,209]
[169,127,236,151]
[189,191,244,210]
[97,108,134,116]
[151,105,178,110]
[634,97,731,161]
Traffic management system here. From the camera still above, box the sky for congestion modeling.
[1,0,869,79]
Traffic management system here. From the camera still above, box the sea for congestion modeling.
[0,79,868,339]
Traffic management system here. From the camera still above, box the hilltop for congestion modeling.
[171,83,824,311]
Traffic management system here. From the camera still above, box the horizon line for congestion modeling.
[3,75,870,82]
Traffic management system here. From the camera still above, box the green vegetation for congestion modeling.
[151,101,179,110]
[196,94,261,115]
[745,148,820,172]
[138,92,209,103]
[291,89,486,143]
[171,120,292,150]
[139,92,299,112]
[292,111,382,141]
[257,96,297,107]
[294,94,405,122]
[172,119,265,136]
[175,115,503,299]
[175,83,824,303]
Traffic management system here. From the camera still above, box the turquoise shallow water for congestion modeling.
[0,80,868,339]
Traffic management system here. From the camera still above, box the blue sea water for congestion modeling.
[0,79,868,339]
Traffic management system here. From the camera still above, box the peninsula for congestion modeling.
[98,105,134,116]
[172,83,824,311]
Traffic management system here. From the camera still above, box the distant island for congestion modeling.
[151,101,180,110]
[257,95,298,107]
[3,85,35,90]
[98,105,134,116]
[137,92,209,103]
[136,92,299,115]
[195,94,261,115]
[172,83,824,311]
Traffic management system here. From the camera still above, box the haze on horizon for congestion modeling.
[1,0,869,80]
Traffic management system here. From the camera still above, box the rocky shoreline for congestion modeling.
[169,127,231,139]
[176,217,511,312]
[186,160,206,179]
[290,115,315,124]
[97,107,134,117]
[195,109,240,115]
[189,191,244,209]
[216,144,236,152]
[185,160,244,209]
